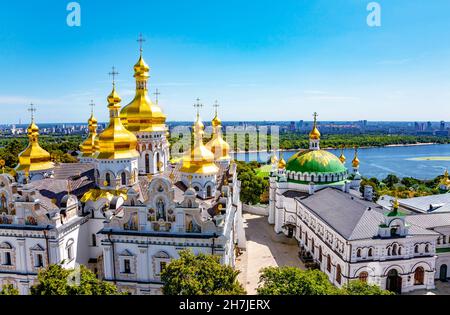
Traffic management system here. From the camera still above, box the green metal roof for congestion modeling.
[286,149,347,174]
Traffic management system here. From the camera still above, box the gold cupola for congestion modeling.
[119,39,167,133]
[309,112,321,140]
[80,102,98,157]
[352,147,360,168]
[205,102,230,161]
[278,153,286,169]
[96,79,139,160]
[181,104,219,175]
[16,106,54,174]
[339,146,346,164]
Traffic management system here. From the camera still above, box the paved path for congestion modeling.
[236,213,305,294]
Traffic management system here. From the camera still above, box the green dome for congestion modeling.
[286,150,347,174]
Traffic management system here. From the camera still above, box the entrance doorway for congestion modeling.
[386,269,402,294]
[440,264,448,281]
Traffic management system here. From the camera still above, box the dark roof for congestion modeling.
[297,188,384,240]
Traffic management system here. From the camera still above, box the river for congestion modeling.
[233,144,450,180]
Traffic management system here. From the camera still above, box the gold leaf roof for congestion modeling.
[120,54,167,132]
[15,120,54,173]
[96,86,139,160]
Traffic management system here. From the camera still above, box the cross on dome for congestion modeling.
[28,103,36,121]
[108,66,119,86]
[137,33,146,55]
[194,98,203,116]
[89,100,95,115]
[213,100,220,114]
[153,88,161,104]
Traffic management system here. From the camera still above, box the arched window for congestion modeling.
[359,271,369,283]
[414,244,419,253]
[305,231,308,246]
[327,255,331,272]
[66,239,74,261]
[121,172,126,185]
[398,247,402,255]
[336,264,342,284]
[387,248,391,256]
[311,175,315,182]
[425,244,430,253]
[304,175,307,181]
[392,244,397,256]
[414,267,424,285]
[105,173,111,186]
[318,246,323,262]
[311,238,315,254]
[356,248,361,257]
[156,153,161,172]
[368,248,373,257]
[206,185,212,198]
[145,154,150,174]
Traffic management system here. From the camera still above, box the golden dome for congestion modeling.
[270,151,279,165]
[206,109,230,161]
[211,113,222,127]
[96,86,139,160]
[16,120,54,173]
[181,113,219,175]
[309,112,321,140]
[339,147,346,164]
[119,54,167,133]
[352,148,360,168]
[80,112,98,157]
[278,156,286,169]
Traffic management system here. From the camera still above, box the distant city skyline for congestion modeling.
[1,0,450,123]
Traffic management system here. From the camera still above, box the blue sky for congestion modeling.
[0,0,450,123]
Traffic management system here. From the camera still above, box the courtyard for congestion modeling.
[236,213,305,294]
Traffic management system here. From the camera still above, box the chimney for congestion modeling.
[363,185,373,201]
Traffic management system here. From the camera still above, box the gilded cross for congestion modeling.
[313,112,318,124]
[153,88,161,104]
[89,100,95,115]
[193,98,203,116]
[108,66,119,86]
[137,33,146,54]
[213,100,219,115]
[28,103,36,121]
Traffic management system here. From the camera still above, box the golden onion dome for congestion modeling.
[309,126,321,140]
[181,113,218,175]
[206,111,230,161]
[16,120,54,173]
[309,112,321,140]
[120,54,167,133]
[96,86,139,160]
[211,113,222,127]
[339,147,346,164]
[270,152,279,165]
[80,112,98,157]
[352,148,360,168]
[278,157,286,169]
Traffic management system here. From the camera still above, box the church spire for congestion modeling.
[309,112,321,150]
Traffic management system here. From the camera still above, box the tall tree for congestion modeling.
[30,264,122,295]
[257,266,339,295]
[161,250,246,295]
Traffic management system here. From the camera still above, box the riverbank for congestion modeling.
[230,142,440,154]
